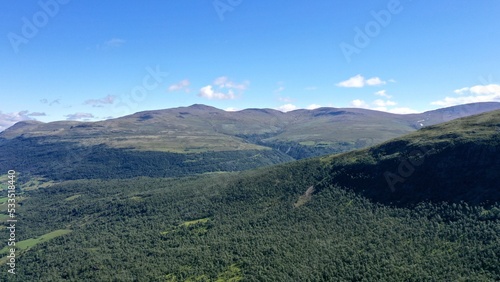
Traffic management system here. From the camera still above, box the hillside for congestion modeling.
[319,109,500,206]
[1,102,499,181]
[0,109,499,281]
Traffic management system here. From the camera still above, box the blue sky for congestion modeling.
[1,0,500,130]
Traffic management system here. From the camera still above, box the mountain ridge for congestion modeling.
[4,102,500,135]
[2,102,500,181]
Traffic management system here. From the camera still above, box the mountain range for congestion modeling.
[3,102,500,152]
[1,104,499,280]
[1,102,500,181]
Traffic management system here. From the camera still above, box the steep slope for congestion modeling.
[318,109,500,206]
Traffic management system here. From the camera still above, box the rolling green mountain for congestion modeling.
[0,109,499,281]
[1,102,499,181]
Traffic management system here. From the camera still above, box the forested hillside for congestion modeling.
[0,137,292,181]
[318,109,500,206]
[1,166,499,281]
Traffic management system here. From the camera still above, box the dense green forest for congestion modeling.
[1,160,499,281]
[0,137,293,181]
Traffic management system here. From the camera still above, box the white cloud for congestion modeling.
[64,113,95,121]
[366,77,386,86]
[213,76,248,90]
[276,104,298,112]
[168,79,190,92]
[469,84,500,95]
[306,104,322,110]
[198,85,235,100]
[337,74,365,88]
[432,84,500,107]
[373,99,397,107]
[224,107,239,112]
[350,99,370,108]
[40,98,61,106]
[337,74,386,88]
[84,95,116,107]
[349,98,418,114]
[375,90,392,98]
[431,95,500,106]
[454,87,470,95]
[198,76,248,100]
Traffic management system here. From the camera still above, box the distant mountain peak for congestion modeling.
[187,104,221,110]
[0,120,44,137]
[11,120,44,127]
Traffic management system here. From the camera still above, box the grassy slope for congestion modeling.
[0,229,72,255]
[0,230,72,265]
